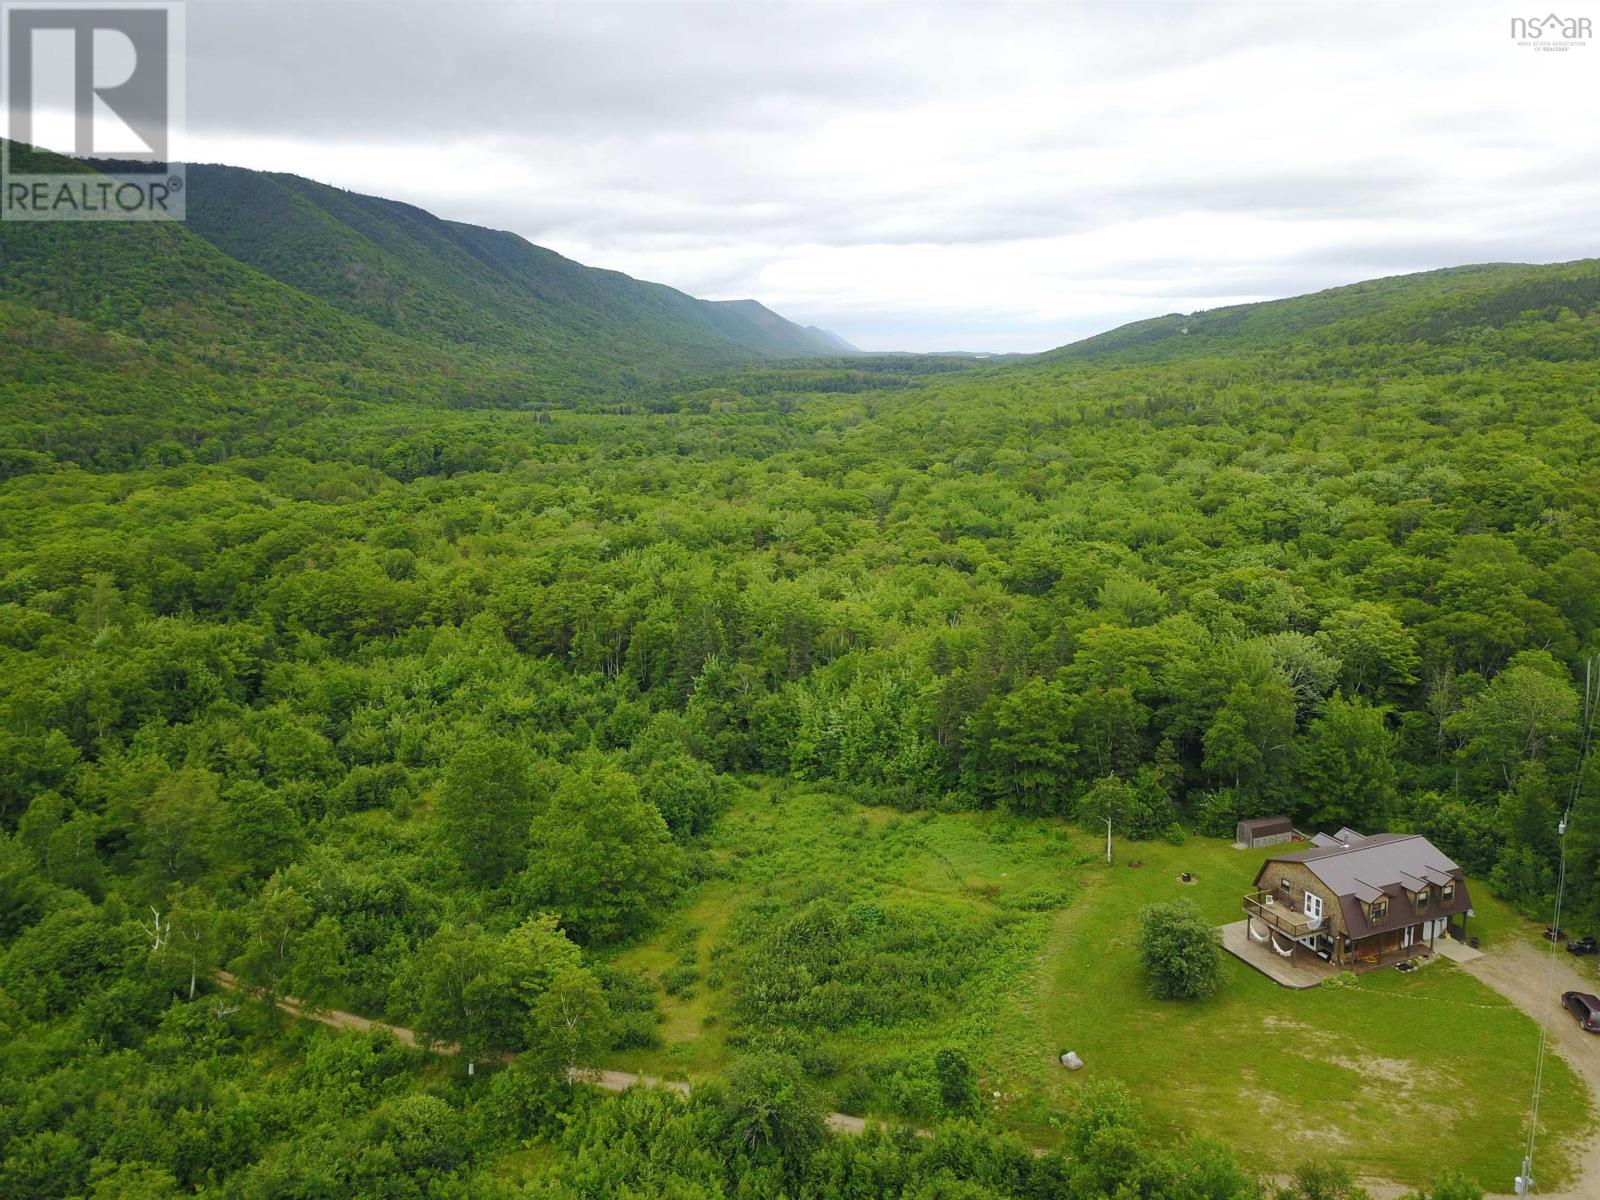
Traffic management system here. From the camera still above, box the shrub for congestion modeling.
[609,1011,662,1050]
[1399,1169,1485,1200]
[835,1068,876,1116]
[595,964,657,1014]
[371,1094,465,1174]
[885,1063,943,1121]
[998,886,1071,912]
[1276,1160,1371,1200]
[933,1047,980,1116]
[661,964,699,997]
[721,1051,825,1159]
[1138,898,1222,1001]
[473,1059,564,1145]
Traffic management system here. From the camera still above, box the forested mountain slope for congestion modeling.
[2,237,1599,1196]
[177,162,856,366]
[1047,257,1600,364]
[0,141,854,460]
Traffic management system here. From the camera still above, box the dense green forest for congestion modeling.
[3,150,1599,1196]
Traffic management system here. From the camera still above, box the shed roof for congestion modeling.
[1238,815,1294,835]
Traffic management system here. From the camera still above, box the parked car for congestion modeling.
[1561,992,1600,1032]
[1567,936,1598,955]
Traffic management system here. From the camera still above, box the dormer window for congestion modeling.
[1442,883,1455,903]
[1370,899,1388,923]
[1416,888,1430,912]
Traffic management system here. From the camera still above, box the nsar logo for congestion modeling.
[1510,12,1591,51]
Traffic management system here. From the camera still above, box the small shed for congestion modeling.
[1236,816,1294,849]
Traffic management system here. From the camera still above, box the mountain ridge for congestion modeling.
[173,160,858,366]
[1,141,857,409]
[1042,258,1600,364]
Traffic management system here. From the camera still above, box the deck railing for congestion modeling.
[1243,891,1323,939]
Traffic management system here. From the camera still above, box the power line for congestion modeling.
[1518,654,1599,1196]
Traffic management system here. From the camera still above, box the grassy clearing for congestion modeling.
[607,781,1075,1097]
[988,834,1590,1191]
[612,783,1591,1189]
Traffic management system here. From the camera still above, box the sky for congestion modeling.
[165,1,1600,352]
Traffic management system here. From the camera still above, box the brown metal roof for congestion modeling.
[1254,831,1472,939]
[1239,816,1294,835]
[1348,879,1385,903]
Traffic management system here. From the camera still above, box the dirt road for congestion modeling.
[216,959,1599,1193]
[213,970,423,1045]
[214,972,866,1133]
[1460,940,1600,1199]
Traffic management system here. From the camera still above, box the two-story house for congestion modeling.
[1243,828,1472,968]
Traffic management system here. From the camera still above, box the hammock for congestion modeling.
[1268,931,1296,959]
[1247,918,1270,944]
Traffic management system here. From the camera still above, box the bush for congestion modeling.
[740,1028,839,1076]
[835,1068,876,1116]
[998,886,1071,912]
[661,964,699,997]
[721,1051,825,1159]
[473,1059,564,1144]
[370,1094,465,1174]
[595,964,657,1015]
[1275,1160,1372,1200]
[609,1011,662,1050]
[1138,899,1222,1001]
[933,1047,980,1116]
[1399,1169,1485,1200]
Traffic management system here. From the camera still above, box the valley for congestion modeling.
[3,144,1600,1199]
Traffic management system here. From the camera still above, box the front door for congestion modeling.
[1304,892,1323,923]
[1402,925,1414,949]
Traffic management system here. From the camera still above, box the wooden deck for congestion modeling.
[1219,919,1338,989]
[1242,891,1323,939]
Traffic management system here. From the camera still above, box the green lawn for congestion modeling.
[989,834,1591,1190]
[611,783,1592,1191]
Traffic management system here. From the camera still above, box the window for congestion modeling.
[1304,892,1323,921]
[1442,883,1455,902]
[1416,888,1429,912]
[1280,877,1291,893]
[1370,899,1388,922]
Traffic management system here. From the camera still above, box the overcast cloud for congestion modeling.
[171,0,1600,352]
